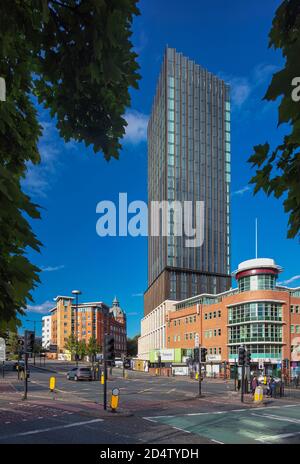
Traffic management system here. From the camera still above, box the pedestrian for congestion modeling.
[251,375,258,395]
[270,377,276,398]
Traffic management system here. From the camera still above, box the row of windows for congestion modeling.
[229,345,282,355]
[291,325,300,334]
[204,310,222,320]
[204,328,222,338]
[229,323,282,344]
[238,274,276,292]
[208,347,222,355]
[172,315,198,326]
[291,305,300,314]
[228,303,282,324]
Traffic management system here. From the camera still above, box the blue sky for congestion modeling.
[21,0,299,337]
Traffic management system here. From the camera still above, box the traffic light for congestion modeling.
[18,338,24,353]
[104,335,115,361]
[246,351,251,366]
[194,348,199,362]
[238,346,246,366]
[200,347,207,363]
[24,330,35,353]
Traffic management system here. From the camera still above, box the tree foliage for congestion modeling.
[0,0,140,327]
[248,0,300,239]
[64,333,77,359]
[87,336,100,358]
[127,334,139,356]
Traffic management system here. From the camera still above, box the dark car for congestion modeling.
[66,367,92,381]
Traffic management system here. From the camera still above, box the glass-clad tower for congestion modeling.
[144,47,231,315]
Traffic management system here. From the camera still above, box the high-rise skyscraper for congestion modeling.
[144,47,231,315]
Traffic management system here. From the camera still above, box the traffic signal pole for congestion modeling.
[198,356,202,397]
[23,353,28,400]
[241,362,245,403]
[103,334,107,411]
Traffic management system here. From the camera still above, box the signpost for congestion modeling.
[0,338,6,378]
[195,334,201,397]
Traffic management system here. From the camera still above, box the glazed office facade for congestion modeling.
[145,47,231,315]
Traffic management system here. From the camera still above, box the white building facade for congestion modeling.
[138,300,177,360]
[42,315,52,349]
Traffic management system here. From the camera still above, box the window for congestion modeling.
[218,347,222,354]
[213,329,217,337]
[218,310,221,318]
[296,325,300,334]
[296,306,299,314]
[291,325,295,333]
[209,312,212,319]
[218,328,221,336]
[213,311,216,318]
[204,313,208,320]
[291,306,294,314]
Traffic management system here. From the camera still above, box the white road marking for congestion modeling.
[256,431,300,443]
[251,413,300,424]
[143,404,300,421]
[211,439,224,444]
[0,418,104,440]
[172,426,191,434]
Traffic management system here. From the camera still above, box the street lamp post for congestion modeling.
[72,290,82,367]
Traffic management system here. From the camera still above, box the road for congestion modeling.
[0,360,299,444]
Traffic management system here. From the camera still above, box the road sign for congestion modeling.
[195,333,199,348]
[259,361,264,370]
[0,338,6,362]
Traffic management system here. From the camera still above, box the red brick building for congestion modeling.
[50,296,127,358]
[166,258,300,378]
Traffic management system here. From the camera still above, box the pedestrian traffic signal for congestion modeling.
[246,351,251,365]
[200,347,207,363]
[24,330,35,353]
[104,335,115,361]
[194,348,199,362]
[238,346,246,366]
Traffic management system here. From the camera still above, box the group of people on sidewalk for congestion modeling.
[250,374,281,397]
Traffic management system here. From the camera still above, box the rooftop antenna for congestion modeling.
[255,218,258,259]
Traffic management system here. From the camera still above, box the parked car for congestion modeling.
[66,367,92,381]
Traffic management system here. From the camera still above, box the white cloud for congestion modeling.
[278,275,300,286]
[220,62,279,110]
[253,63,278,86]
[124,110,148,144]
[229,77,252,108]
[26,300,54,314]
[40,265,65,272]
[232,185,251,196]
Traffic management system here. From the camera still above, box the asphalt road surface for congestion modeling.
[0,360,299,444]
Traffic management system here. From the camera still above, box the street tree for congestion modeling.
[127,335,139,357]
[64,334,77,361]
[0,0,140,329]
[248,0,300,239]
[87,336,100,360]
[78,339,87,360]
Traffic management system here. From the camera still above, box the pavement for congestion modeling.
[0,360,299,444]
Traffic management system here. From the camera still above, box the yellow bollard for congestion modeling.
[49,376,56,392]
[101,372,105,385]
[195,372,199,380]
[254,386,263,402]
[110,387,119,412]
